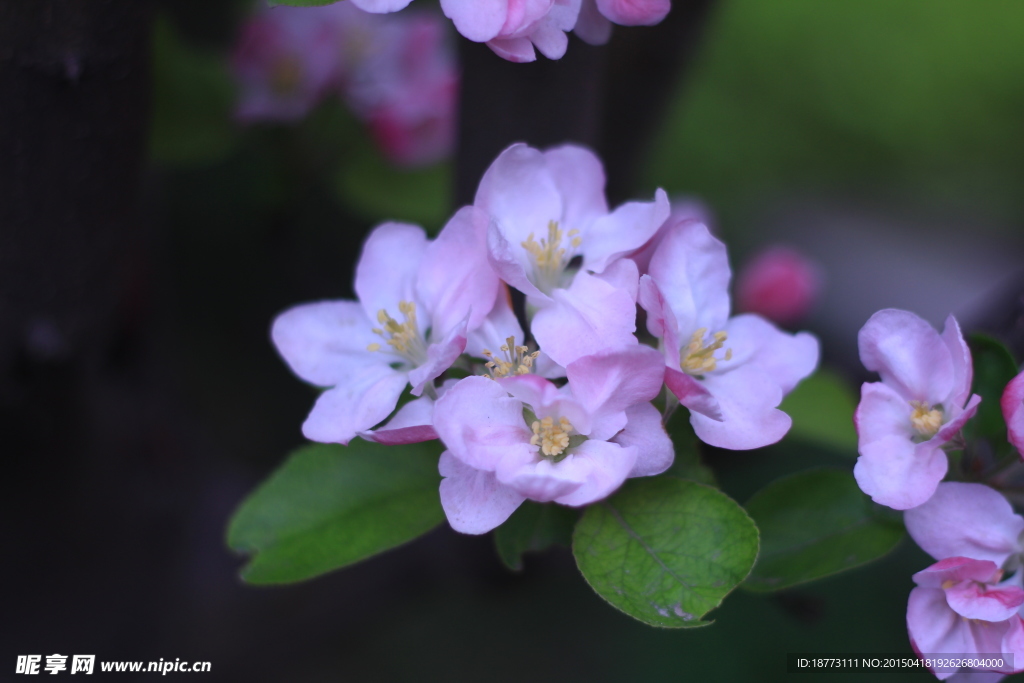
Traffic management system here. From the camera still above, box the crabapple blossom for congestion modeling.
[271,207,502,445]
[853,310,982,510]
[433,345,672,533]
[575,0,670,45]
[904,482,1024,571]
[440,0,582,62]
[637,217,818,450]
[907,557,1024,680]
[735,246,821,326]
[475,142,669,367]
[1003,370,1024,458]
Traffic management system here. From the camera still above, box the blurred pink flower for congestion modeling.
[575,0,670,45]
[1003,370,1024,458]
[735,246,821,326]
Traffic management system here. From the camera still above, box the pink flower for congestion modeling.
[907,557,1024,680]
[271,208,502,445]
[433,345,671,533]
[441,0,583,62]
[904,482,1024,569]
[475,142,669,367]
[735,246,821,326]
[1003,370,1024,459]
[638,217,819,450]
[231,4,349,122]
[853,310,982,510]
[575,0,670,45]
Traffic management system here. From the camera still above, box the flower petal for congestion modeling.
[358,395,438,445]
[904,482,1024,566]
[665,367,723,421]
[439,451,526,534]
[614,402,674,477]
[583,189,670,275]
[946,581,1024,622]
[433,376,533,471]
[1002,371,1024,458]
[541,144,608,231]
[407,317,468,396]
[855,381,916,446]
[350,0,415,12]
[566,344,665,439]
[354,222,429,323]
[440,0,508,42]
[271,300,380,386]
[688,365,790,450]
[941,314,975,410]
[853,434,947,510]
[595,0,670,26]
[301,366,408,444]
[907,586,968,677]
[858,309,955,404]
[552,440,638,506]
[496,452,586,502]
[724,314,819,395]
[486,36,537,62]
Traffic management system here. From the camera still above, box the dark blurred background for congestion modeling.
[3,0,1024,680]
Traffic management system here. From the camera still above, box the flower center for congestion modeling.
[530,416,574,458]
[521,220,581,294]
[483,336,539,379]
[910,401,943,438]
[680,328,732,376]
[366,301,427,365]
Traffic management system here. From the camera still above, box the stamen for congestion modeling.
[910,401,943,438]
[680,328,732,375]
[530,416,574,457]
[520,220,580,293]
[483,336,539,379]
[368,301,427,365]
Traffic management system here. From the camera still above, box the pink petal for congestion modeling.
[528,19,570,60]
[574,0,613,44]
[465,287,525,360]
[407,318,468,396]
[541,144,608,232]
[358,395,438,445]
[688,365,790,450]
[301,366,408,445]
[858,309,955,405]
[583,188,670,275]
[637,274,681,360]
[1003,371,1024,458]
[854,434,948,510]
[432,376,533,471]
[614,402,674,477]
[350,0,416,11]
[904,482,1024,566]
[855,381,917,446]
[907,586,969,679]
[646,219,731,335]
[496,453,586,502]
[354,222,429,324]
[941,315,975,410]
[530,269,638,368]
[439,451,526,534]
[934,393,982,444]
[946,581,1024,622]
[595,0,670,26]
[566,344,665,439]
[499,374,591,435]
[594,257,639,302]
[486,36,538,62]
[552,440,638,506]
[723,314,819,395]
[486,219,548,301]
[440,0,508,41]
[419,206,500,335]
[271,300,380,386]
[665,367,723,421]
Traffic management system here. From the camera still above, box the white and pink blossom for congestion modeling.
[440,0,582,62]
[637,217,818,450]
[907,557,1024,680]
[853,310,982,510]
[1003,370,1024,459]
[475,142,669,367]
[433,345,672,533]
[271,208,502,445]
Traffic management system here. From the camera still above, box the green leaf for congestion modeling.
[150,17,236,165]
[966,334,1020,443]
[779,370,858,454]
[743,468,904,593]
[227,441,445,584]
[573,478,758,628]
[663,412,716,486]
[494,502,579,571]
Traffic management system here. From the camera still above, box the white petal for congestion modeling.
[858,309,954,404]
[271,300,380,386]
[614,402,674,477]
[301,366,408,444]
[584,188,670,275]
[439,451,525,534]
[689,365,790,450]
[354,222,429,323]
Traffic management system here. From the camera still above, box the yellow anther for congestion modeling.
[520,220,581,293]
[941,579,956,590]
[370,301,427,364]
[910,401,943,438]
[530,416,574,457]
[680,328,732,375]
[483,336,539,379]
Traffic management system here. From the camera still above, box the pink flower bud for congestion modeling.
[736,246,821,325]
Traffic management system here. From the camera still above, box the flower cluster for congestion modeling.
[853,309,1024,680]
[272,143,819,534]
[231,2,457,166]
[345,0,670,62]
